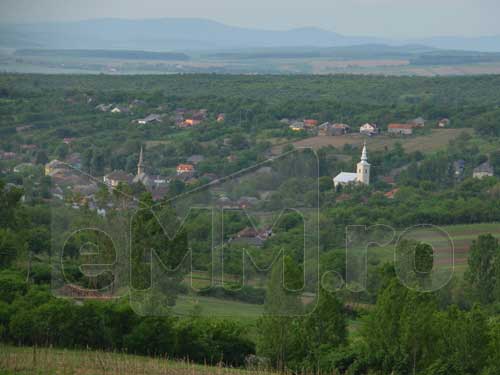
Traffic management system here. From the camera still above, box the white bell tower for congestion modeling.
[357,142,370,185]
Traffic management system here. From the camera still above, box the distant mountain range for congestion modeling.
[1,18,499,52]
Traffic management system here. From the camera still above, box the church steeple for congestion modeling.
[357,141,370,185]
[137,146,145,176]
[361,141,368,162]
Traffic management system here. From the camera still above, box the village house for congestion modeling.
[319,122,351,136]
[187,155,205,165]
[45,159,67,176]
[409,117,426,127]
[136,114,162,125]
[192,109,208,120]
[388,123,414,135]
[176,163,195,176]
[303,119,318,128]
[103,170,134,188]
[237,196,259,209]
[182,118,202,127]
[359,123,378,135]
[333,143,370,187]
[0,152,17,160]
[438,118,451,128]
[95,104,113,112]
[63,137,77,145]
[226,154,238,162]
[318,122,331,135]
[130,99,146,107]
[289,121,305,131]
[473,161,494,179]
[216,113,225,123]
[453,160,465,178]
[231,227,272,247]
[384,188,400,199]
[111,106,129,114]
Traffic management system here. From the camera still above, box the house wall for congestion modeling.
[388,128,412,135]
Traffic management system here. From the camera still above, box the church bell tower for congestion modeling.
[137,146,145,177]
[357,142,370,185]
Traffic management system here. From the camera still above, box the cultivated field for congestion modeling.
[369,222,500,274]
[273,128,473,154]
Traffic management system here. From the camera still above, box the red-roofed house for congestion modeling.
[176,164,195,175]
[304,119,318,128]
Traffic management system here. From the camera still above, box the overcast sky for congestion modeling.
[1,0,499,38]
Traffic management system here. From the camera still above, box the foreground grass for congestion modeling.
[0,345,274,375]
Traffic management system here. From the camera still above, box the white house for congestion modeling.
[137,114,162,125]
[333,143,370,187]
[473,161,494,179]
[359,123,378,135]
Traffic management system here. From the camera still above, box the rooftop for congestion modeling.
[333,172,357,183]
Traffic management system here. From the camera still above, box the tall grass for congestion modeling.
[0,345,276,375]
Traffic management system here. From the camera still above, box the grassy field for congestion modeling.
[173,295,264,319]
[0,345,273,375]
[171,222,500,320]
[272,128,473,154]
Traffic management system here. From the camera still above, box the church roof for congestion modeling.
[333,172,357,183]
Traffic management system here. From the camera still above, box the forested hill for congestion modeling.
[14,49,190,61]
[2,74,500,106]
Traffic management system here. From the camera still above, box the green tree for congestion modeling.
[302,287,347,371]
[432,305,490,374]
[257,256,303,370]
[0,180,23,229]
[35,150,48,165]
[55,144,69,160]
[414,242,434,289]
[465,234,500,304]
[0,229,20,269]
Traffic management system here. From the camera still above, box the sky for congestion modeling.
[1,0,499,38]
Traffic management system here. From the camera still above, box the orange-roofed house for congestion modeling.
[388,123,414,135]
[182,118,202,127]
[176,164,195,175]
[304,119,318,128]
[384,188,400,199]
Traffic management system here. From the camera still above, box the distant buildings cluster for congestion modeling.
[284,116,452,136]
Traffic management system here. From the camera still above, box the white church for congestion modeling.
[333,142,370,187]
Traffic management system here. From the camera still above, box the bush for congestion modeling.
[124,317,176,356]
[0,271,27,303]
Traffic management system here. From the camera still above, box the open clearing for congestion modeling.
[173,295,264,319]
[272,128,473,154]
